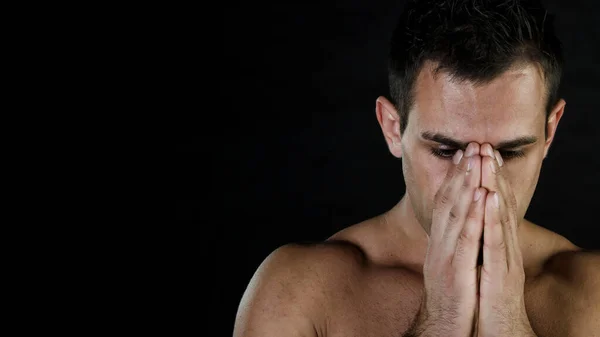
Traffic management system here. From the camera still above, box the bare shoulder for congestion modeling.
[543,248,600,337]
[530,223,600,337]
[525,220,598,287]
[233,240,368,337]
[545,246,600,283]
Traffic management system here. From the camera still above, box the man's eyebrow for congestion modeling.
[420,131,538,150]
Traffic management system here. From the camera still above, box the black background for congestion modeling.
[178,0,599,330]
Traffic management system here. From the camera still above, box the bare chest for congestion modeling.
[325,268,423,337]
[324,270,570,337]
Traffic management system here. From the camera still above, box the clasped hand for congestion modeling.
[420,142,537,337]
[468,143,536,337]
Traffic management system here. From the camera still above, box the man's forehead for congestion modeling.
[410,62,546,141]
[413,61,546,119]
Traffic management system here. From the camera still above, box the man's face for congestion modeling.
[399,61,559,234]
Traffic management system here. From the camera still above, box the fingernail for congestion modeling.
[474,188,482,201]
[494,150,503,167]
[453,149,463,165]
[490,159,497,173]
[465,143,475,157]
[467,156,473,171]
[494,193,499,208]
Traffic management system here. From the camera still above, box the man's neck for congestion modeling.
[382,194,429,242]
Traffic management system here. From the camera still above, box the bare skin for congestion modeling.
[233,62,600,337]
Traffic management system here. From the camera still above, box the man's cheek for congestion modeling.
[502,169,533,222]
[505,165,531,192]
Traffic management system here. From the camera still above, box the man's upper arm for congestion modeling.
[567,250,600,337]
[233,244,324,337]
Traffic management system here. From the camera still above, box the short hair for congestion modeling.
[388,0,564,138]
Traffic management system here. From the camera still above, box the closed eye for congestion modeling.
[430,148,526,160]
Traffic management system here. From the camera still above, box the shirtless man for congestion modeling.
[233,1,600,336]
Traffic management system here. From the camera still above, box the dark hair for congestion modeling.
[388,0,564,138]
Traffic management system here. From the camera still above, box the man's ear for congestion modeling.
[543,98,566,159]
[375,96,402,158]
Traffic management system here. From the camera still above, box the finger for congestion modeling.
[481,146,518,265]
[452,186,487,271]
[431,148,464,244]
[483,149,514,263]
[431,148,468,242]
[432,143,479,245]
[483,190,508,275]
[482,148,522,269]
[480,143,503,193]
[443,149,481,257]
[493,149,504,168]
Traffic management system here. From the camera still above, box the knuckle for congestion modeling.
[508,195,517,210]
[433,189,442,203]
[492,165,500,176]
[496,238,506,251]
[446,167,457,178]
[438,193,451,207]
[485,157,498,174]
[453,231,477,261]
[448,208,459,224]
[466,208,478,221]
[501,213,512,226]
[459,229,475,243]
[462,176,471,188]
[455,240,468,259]
[454,241,467,260]
[484,237,506,251]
